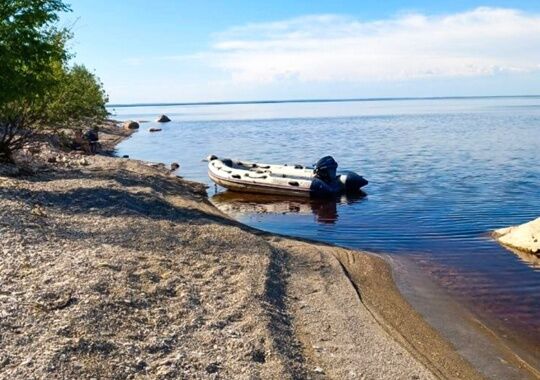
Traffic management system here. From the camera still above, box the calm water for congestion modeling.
[113,97,540,353]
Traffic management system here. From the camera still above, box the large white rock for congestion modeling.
[493,217,540,255]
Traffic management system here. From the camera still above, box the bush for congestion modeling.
[0,0,108,163]
[0,0,70,106]
[46,64,109,128]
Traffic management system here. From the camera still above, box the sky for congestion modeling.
[61,1,540,104]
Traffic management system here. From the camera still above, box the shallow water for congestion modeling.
[113,97,540,354]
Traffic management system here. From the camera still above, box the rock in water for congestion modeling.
[156,114,171,122]
[149,127,162,132]
[123,120,140,130]
[170,162,180,171]
[493,217,540,254]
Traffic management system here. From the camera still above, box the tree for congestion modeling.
[46,64,109,128]
[0,0,70,162]
[0,0,70,105]
[0,0,108,163]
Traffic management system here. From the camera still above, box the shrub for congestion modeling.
[0,0,108,163]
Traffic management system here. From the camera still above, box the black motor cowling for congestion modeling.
[314,156,338,183]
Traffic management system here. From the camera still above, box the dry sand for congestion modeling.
[0,124,513,379]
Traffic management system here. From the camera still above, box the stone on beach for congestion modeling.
[156,114,171,122]
[123,120,140,130]
[493,217,540,254]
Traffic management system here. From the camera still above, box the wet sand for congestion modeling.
[390,255,539,379]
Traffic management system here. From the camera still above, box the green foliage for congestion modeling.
[0,0,109,163]
[0,0,71,105]
[46,64,109,126]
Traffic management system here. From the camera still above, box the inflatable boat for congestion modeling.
[207,155,368,197]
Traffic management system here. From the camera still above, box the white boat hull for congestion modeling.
[207,156,367,197]
[208,170,311,197]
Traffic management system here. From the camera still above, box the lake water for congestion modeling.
[112,97,540,357]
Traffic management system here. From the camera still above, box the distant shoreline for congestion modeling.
[108,94,540,108]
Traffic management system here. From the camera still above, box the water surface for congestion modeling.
[113,97,540,356]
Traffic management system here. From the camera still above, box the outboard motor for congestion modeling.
[314,156,338,183]
[310,156,341,197]
[311,155,368,197]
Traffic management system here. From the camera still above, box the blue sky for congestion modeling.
[62,1,540,103]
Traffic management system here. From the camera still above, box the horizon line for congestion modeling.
[107,94,540,108]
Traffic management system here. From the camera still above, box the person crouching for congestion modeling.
[71,129,91,154]
[84,126,100,154]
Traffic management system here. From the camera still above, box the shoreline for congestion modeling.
[390,255,540,379]
[84,122,540,377]
[0,123,535,378]
[107,94,540,108]
[86,123,540,378]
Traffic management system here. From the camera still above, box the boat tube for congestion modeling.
[207,155,368,197]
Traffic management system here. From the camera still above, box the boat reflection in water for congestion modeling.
[211,191,366,224]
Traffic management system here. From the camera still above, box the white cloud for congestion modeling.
[199,8,540,84]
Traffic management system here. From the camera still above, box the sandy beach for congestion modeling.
[0,124,536,379]
[3,0,540,378]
